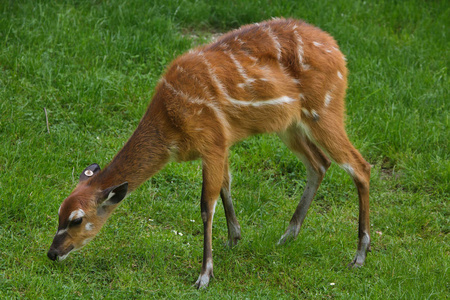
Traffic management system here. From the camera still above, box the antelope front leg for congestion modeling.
[194,155,225,289]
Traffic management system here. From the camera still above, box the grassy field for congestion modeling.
[1,0,448,298]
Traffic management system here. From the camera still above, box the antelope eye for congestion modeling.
[71,217,83,226]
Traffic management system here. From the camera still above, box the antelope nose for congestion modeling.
[47,249,58,261]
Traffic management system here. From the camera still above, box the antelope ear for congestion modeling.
[99,182,128,206]
[79,164,101,182]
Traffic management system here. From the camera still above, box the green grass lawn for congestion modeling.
[1,0,448,298]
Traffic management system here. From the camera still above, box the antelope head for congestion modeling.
[47,164,128,261]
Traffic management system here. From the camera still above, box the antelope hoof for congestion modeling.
[277,225,299,245]
[348,251,367,269]
[348,233,370,268]
[226,234,241,248]
[194,272,213,289]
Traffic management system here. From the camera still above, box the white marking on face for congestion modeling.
[82,237,93,246]
[68,209,85,221]
[337,71,343,80]
[226,96,297,107]
[292,78,300,84]
[58,253,69,261]
[324,92,332,107]
[56,228,67,235]
[85,222,94,231]
[302,64,310,70]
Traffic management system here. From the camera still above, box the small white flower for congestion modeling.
[190,219,195,222]
[148,218,154,222]
[330,282,335,286]
[178,232,183,236]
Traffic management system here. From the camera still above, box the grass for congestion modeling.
[0,0,448,298]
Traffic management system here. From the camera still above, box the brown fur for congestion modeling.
[49,18,371,288]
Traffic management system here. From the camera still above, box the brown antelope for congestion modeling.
[48,18,371,288]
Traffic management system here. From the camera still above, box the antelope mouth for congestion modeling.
[47,245,74,261]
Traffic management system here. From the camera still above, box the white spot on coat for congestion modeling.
[324,92,332,107]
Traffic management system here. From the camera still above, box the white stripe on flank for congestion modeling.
[313,41,323,47]
[227,51,255,87]
[198,53,230,98]
[227,96,297,107]
[263,25,282,60]
[162,79,229,131]
[293,30,305,67]
[175,64,216,101]
[337,71,343,80]
[324,92,332,107]
[82,237,93,246]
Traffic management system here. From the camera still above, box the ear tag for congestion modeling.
[84,170,94,177]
